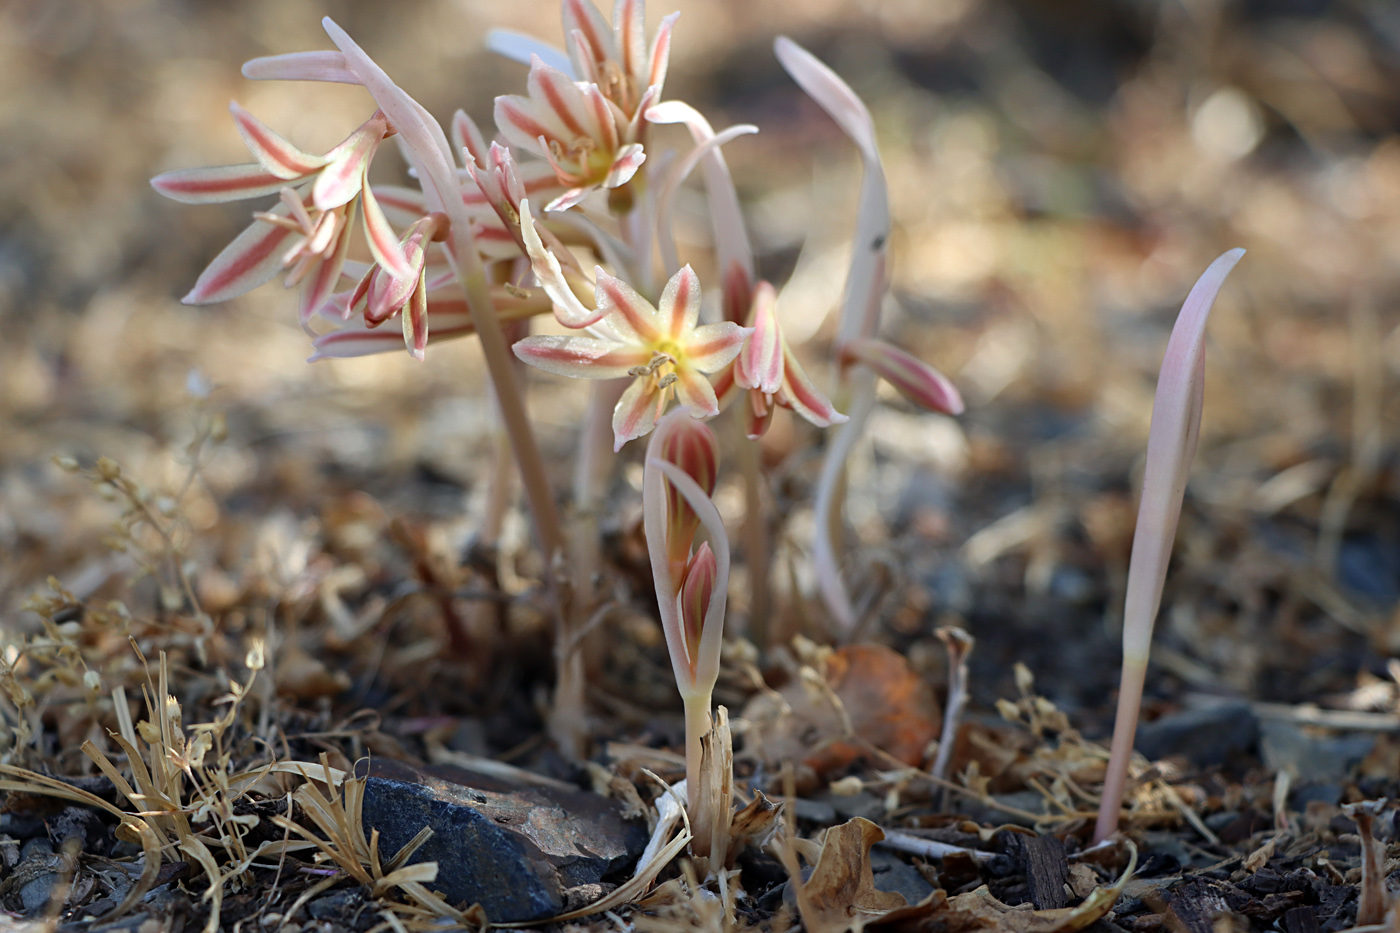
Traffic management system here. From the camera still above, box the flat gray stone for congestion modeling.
[1136,700,1259,767]
[357,759,647,923]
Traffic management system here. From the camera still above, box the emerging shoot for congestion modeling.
[1094,248,1245,842]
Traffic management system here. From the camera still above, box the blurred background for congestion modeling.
[4,0,1400,722]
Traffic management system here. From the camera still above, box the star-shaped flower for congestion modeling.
[152,106,412,326]
[512,262,751,448]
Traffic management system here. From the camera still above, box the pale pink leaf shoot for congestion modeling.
[1095,247,1246,843]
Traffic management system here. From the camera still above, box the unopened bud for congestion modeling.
[679,542,717,654]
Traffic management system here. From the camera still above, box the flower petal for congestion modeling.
[655,407,720,573]
[298,201,356,330]
[683,322,751,372]
[310,308,476,360]
[229,102,329,179]
[843,337,964,415]
[183,214,296,305]
[242,51,359,84]
[513,335,651,378]
[678,542,716,661]
[527,55,598,142]
[313,113,385,210]
[563,0,616,79]
[520,199,603,327]
[734,281,782,394]
[603,143,646,189]
[402,268,429,361]
[612,376,665,449]
[595,268,661,343]
[483,28,574,76]
[369,184,427,227]
[744,388,774,440]
[614,0,645,87]
[777,338,846,428]
[646,11,679,92]
[452,109,490,168]
[493,95,564,159]
[150,164,289,204]
[658,264,701,341]
[360,180,415,282]
[672,366,719,418]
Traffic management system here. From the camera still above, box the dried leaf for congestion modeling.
[745,644,940,778]
[793,818,908,933]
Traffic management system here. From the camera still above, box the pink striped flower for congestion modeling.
[512,263,751,449]
[561,0,677,127]
[494,55,647,212]
[152,107,411,325]
[715,281,847,439]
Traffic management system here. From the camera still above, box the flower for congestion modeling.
[512,259,751,448]
[494,55,647,211]
[561,0,677,127]
[714,281,847,438]
[152,106,411,326]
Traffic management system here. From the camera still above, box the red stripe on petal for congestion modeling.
[150,165,289,204]
[185,219,295,304]
[683,322,750,372]
[612,377,663,450]
[361,184,414,281]
[778,340,845,427]
[230,102,327,179]
[595,271,660,342]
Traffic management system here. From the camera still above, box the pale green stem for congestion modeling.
[682,691,712,814]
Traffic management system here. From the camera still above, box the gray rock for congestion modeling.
[307,888,364,920]
[791,797,837,825]
[870,849,934,904]
[1259,720,1375,782]
[827,791,885,822]
[1254,714,1372,778]
[358,759,647,923]
[1136,700,1259,767]
[20,872,59,914]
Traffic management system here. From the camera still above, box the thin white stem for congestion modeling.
[739,437,770,648]
[1095,656,1146,842]
[811,373,877,633]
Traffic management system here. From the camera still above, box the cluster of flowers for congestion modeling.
[154,0,971,821]
[154,1,962,449]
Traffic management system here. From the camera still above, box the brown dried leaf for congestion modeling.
[793,817,908,933]
[744,644,940,778]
